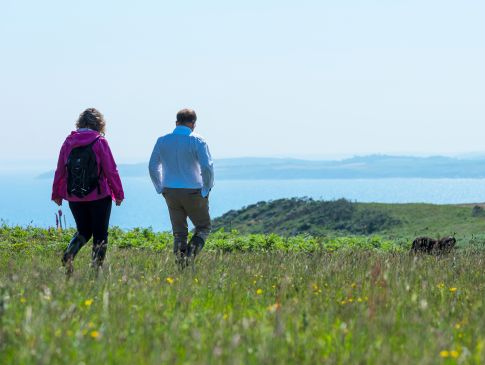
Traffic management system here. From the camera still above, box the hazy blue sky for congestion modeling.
[1,0,484,169]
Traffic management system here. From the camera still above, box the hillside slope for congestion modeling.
[212,198,485,241]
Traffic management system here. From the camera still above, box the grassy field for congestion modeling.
[1,227,485,364]
[369,203,485,239]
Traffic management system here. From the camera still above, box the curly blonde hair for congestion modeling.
[75,108,106,134]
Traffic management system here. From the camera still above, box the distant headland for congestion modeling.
[37,155,485,180]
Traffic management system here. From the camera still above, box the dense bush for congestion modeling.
[0,225,402,253]
[471,205,485,217]
[213,198,400,235]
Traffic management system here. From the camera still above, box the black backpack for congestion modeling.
[66,137,102,198]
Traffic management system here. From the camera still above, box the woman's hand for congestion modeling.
[53,198,62,206]
[115,199,123,206]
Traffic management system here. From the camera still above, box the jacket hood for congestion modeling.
[64,130,103,150]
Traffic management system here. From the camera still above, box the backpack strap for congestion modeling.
[88,136,101,147]
[89,137,102,195]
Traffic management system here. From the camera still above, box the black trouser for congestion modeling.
[69,196,112,245]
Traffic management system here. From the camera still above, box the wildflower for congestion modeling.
[256,288,263,295]
[357,297,363,303]
[439,350,449,358]
[449,287,457,293]
[90,330,100,339]
[311,283,322,294]
[351,282,357,288]
[88,322,95,329]
[450,350,459,358]
[340,300,347,305]
[84,299,93,307]
[20,297,26,304]
[166,277,174,285]
[455,323,461,329]
[223,313,229,320]
[54,329,62,337]
[267,303,281,313]
[437,283,445,289]
[348,298,354,303]
[194,278,199,283]
[42,287,52,301]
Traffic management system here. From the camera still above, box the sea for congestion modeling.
[1,175,485,231]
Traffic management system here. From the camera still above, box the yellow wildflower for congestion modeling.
[267,303,281,313]
[88,322,95,329]
[351,282,357,288]
[357,297,363,303]
[437,283,445,289]
[166,277,174,285]
[450,350,459,358]
[84,299,93,307]
[20,297,26,304]
[449,287,457,293]
[256,288,263,295]
[439,350,449,358]
[90,330,100,339]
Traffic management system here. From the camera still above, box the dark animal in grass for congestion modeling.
[411,236,456,254]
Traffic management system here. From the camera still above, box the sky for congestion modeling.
[1,0,484,170]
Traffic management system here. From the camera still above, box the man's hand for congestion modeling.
[53,198,62,206]
[115,199,123,206]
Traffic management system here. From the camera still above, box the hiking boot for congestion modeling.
[65,258,74,277]
[174,240,189,270]
[91,240,108,269]
[187,235,205,260]
[62,232,87,269]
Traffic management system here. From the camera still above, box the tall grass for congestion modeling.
[1,241,485,364]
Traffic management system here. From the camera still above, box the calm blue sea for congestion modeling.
[1,175,485,231]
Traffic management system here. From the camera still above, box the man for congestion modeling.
[149,109,214,267]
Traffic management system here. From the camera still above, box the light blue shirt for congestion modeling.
[149,125,214,198]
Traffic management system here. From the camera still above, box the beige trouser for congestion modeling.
[162,188,211,254]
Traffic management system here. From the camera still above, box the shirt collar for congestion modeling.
[173,125,193,135]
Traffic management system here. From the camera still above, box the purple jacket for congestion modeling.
[52,130,124,202]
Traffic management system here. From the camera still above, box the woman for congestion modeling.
[52,108,124,274]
